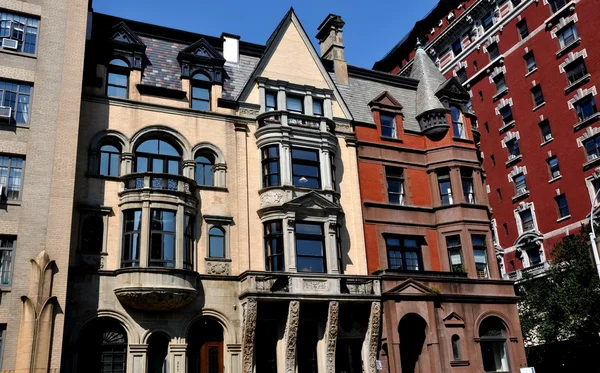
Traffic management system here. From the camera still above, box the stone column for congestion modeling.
[227,344,242,373]
[235,123,249,273]
[176,204,184,269]
[362,302,382,373]
[285,217,297,271]
[327,218,339,274]
[241,298,257,373]
[121,152,134,175]
[169,343,187,373]
[324,301,340,373]
[183,159,196,180]
[320,149,333,191]
[281,143,292,186]
[128,344,148,373]
[139,200,151,266]
[449,167,463,204]
[283,301,300,373]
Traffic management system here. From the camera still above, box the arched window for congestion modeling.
[147,333,169,373]
[191,72,211,111]
[451,105,466,139]
[195,154,214,186]
[78,318,128,373]
[99,143,121,177]
[479,317,509,372]
[81,215,103,253]
[209,226,225,258]
[451,334,461,361]
[134,139,182,175]
[107,58,129,99]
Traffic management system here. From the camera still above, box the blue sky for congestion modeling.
[92,0,439,69]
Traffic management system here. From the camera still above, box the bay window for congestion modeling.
[296,222,326,273]
[183,215,194,270]
[461,169,476,204]
[149,209,176,268]
[264,221,284,271]
[121,210,142,267]
[265,91,278,112]
[286,95,304,114]
[438,170,453,205]
[261,145,280,187]
[446,235,464,272]
[291,148,320,188]
[472,235,489,278]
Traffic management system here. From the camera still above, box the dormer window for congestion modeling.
[380,113,397,138]
[286,95,304,114]
[106,58,130,99]
[265,91,278,112]
[190,72,211,111]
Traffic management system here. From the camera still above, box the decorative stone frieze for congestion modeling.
[325,301,340,373]
[241,298,258,373]
[205,260,231,275]
[363,302,382,373]
[284,301,301,373]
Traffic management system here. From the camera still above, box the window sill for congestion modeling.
[197,185,228,192]
[204,257,231,262]
[3,200,22,206]
[532,102,546,112]
[452,136,473,144]
[525,68,538,78]
[450,360,470,367]
[499,120,515,134]
[565,73,592,94]
[573,112,600,132]
[493,88,509,102]
[557,215,571,223]
[0,48,37,60]
[556,37,582,59]
[540,137,554,147]
[549,175,562,184]
[545,0,576,27]
[380,136,403,144]
[0,122,30,130]
[584,156,600,170]
[505,154,522,167]
[512,191,530,203]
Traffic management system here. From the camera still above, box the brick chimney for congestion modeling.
[316,14,348,85]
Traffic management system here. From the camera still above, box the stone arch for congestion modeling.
[130,125,193,161]
[88,130,130,175]
[398,313,428,373]
[182,308,236,345]
[141,327,176,344]
[473,311,514,340]
[71,309,139,345]
[191,70,212,82]
[192,142,227,187]
[192,142,226,164]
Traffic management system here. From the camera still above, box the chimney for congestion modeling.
[316,14,348,85]
[221,32,240,66]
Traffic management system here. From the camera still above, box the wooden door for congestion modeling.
[200,341,223,373]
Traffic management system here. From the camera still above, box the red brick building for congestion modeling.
[375,0,600,280]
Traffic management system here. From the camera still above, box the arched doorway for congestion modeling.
[147,333,169,373]
[398,313,427,373]
[77,318,127,373]
[479,316,509,372]
[187,318,224,373]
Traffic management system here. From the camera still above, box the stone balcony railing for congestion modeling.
[119,172,199,208]
[505,261,549,282]
[257,110,336,133]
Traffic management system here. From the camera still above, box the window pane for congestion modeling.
[291,148,319,162]
[209,234,225,258]
[296,239,323,256]
[297,257,325,273]
[108,73,128,87]
[287,96,304,113]
[296,223,322,235]
[192,86,209,100]
[313,100,323,116]
[107,86,127,99]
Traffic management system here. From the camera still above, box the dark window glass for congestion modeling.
[558,25,578,48]
[584,136,600,161]
[264,221,284,271]
[438,170,453,205]
[99,144,120,177]
[575,96,597,122]
[134,139,182,175]
[261,145,280,187]
[209,226,225,258]
[566,59,587,84]
[107,59,129,99]
[550,0,568,13]
[149,209,176,268]
[291,148,320,189]
[195,155,214,186]
[191,73,211,111]
[531,85,545,106]
[526,246,542,266]
[517,20,529,39]
[386,236,422,271]
[480,317,509,371]
[487,42,500,60]
[539,120,552,142]
[0,80,32,124]
[286,95,304,113]
[0,155,24,200]
[507,139,520,157]
[386,167,405,205]
[330,153,337,192]
[520,209,534,232]
[447,235,464,272]
[456,67,467,84]
[81,216,103,253]
[183,215,194,270]
[451,106,465,138]
[313,99,324,116]
[556,194,570,218]
[265,91,277,112]
[514,174,527,194]
[0,236,15,285]
[461,169,476,204]
[121,210,141,267]
[296,223,326,273]
[452,39,462,55]
[500,105,513,124]
[494,74,506,93]
[452,335,461,361]
[0,12,39,54]
[482,12,494,31]
[380,113,397,138]
[525,52,537,72]
[548,156,560,179]
[472,235,489,278]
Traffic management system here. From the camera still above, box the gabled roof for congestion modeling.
[386,278,438,296]
[443,311,466,327]
[436,76,470,100]
[283,191,341,212]
[110,21,145,47]
[237,8,353,120]
[178,38,225,64]
[369,91,403,110]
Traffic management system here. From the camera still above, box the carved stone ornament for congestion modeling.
[325,301,340,373]
[303,279,330,291]
[285,301,301,373]
[114,288,196,311]
[238,107,260,117]
[206,261,231,275]
[260,189,285,208]
[364,302,382,373]
[241,298,258,373]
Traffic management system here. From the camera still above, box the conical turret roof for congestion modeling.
[410,43,446,118]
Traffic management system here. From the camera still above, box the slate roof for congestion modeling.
[223,54,260,100]
[410,46,446,118]
[140,36,185,91]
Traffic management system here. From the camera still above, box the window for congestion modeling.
[80,216,103,253]
[99,144,120,177]
[575,95,597,122]
[493,74,507,94]
[195,154,214,186]
[0,155,23,200]
[507,139,520,158]
[447,235,464,272]
[135,139,182,175]
[0,236,15,285]
[482,12,494,31]
[313,99,324,116]
[451,106,465,138]
[296,222,326,273]
[452,335,461,361]
[286,95,304,113]
[472,235,489,278]
[208,226,225,258]
[531,85,545,107]
[497,188,502,201]
[438,170,453,205]
[526,245,542,266]
[555,194,570,218]
[520,209,535,232]
[79,319,128,373]
[265,91,277,112]
[386,167,405,205]
[452,39,462,56]
[0,324,5,370]
[487,42,500,61]
[291,148,320,189]
[330,154,337,192]
[499,105,513,125]
[517,20,529,39]
[386,236,421,271]
[106,59,129,99]
[461,169,476,204]
[149,209,176,268]
[380,113,397,138]
[456,67,467,84]
[183,215,194,270]
[261,145,280,187]
[557,24,578,48]
[592,178,600,203]
[565,59,588,84]
[190,72,211,111]
[548,156,560,179]
[479,317,509,372]
[0,12,39,54]
[524,52,537,73]
[0,80,32,124]
[539,120,552,142]
[121,210,141,267]
[550,0,568,13]
[514,174,528,195]
[264,220,284,271]
[584,136,600,161]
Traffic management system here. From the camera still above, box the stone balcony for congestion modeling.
[505,262,549,282]
[256,110,336,133]
[119,172,199,209]
[114,267,198,311]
